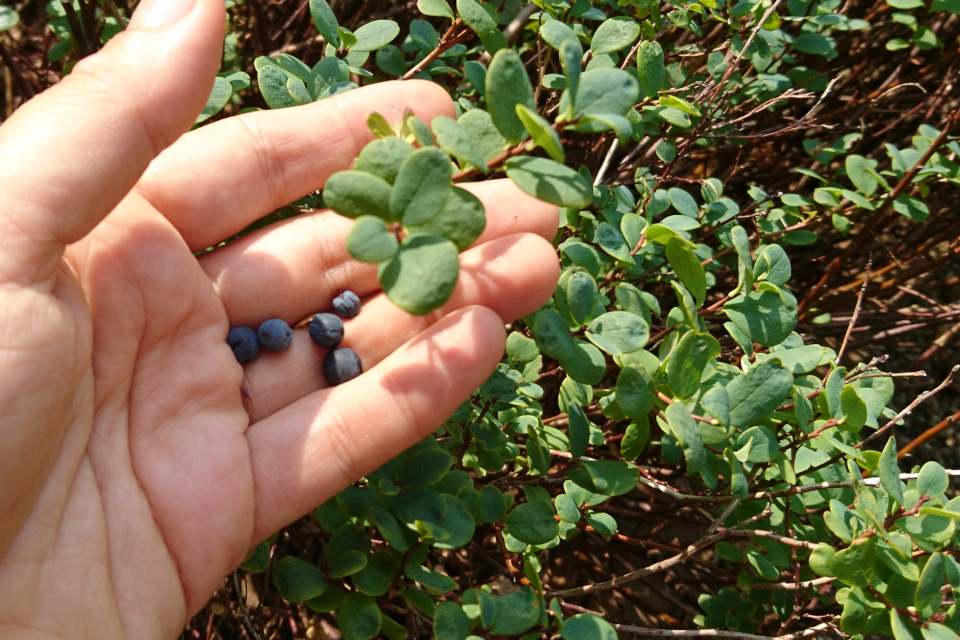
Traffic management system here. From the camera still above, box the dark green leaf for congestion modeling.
[726,360,793,429]
[620,418,649,460]
[196,77,233,124]
[479,485,506,522]
[561,68,640,121]
[390,148,453,225]
[408,186,485,251]
[257,63,308,109]
[505,500,559,544]
[636,40,665,99]
[326,524,371,578]
[490,587,542,636]
[310,56,351,99]
[352,20,400,51]
[379,235,459,315]
[457,0,498,35]
[665,237,706,307]
[559,339,606,385]
[339,593,382,640]
[560,40,582,117]
[272,556,328,602]
[432,115,489,171]
[352,551,399,597]
[457,108,508,162]
[568,401,591,459]
[617,365,654,420]
[485,49,535,144]
[434,601,472,640]
[596,222,634,264]
[586,311,650,355]
[664,402,705,473]
[916,552,945,615]
[540,20,581,52]
[723,290,798,347]
[418,0,454,19]
[569,460,640,496]
[505,156,593,208]
[346,216,399,263]
[879,437,905,506]
[754,244,791,286]
[353,136,415,185]
[401,448,454,489]
[555,493,581,523]
[792,32,836,57]
[309,0,341,48]
[324,171,393,220]
[404,563,458,592]
[591,17,640,55]
[666,331,720,398]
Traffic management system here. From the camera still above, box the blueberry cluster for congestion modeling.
[226,290,363,386]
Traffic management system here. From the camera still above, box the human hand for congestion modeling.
[0,0,558,637]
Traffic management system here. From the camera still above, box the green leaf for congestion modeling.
[559,39,582,117]
[479,485,506,522]
[916,553,945,615]
[307,585,345,612]
[376,45,407,76]
[532,309,575,359]
[379,235,459,315]
[432,115,489,171]
[310,56,351,99]
[272,556,328,602]
[339,593,382,640]
[636,41,665,99]
[352,551,400,597]
[918,461,949,498]
[504,156,592,208]
[792,32,836,57]
[390,148,453,225]
[923,624,960,640]
[346,216,399,263]
[840,385,868,431]
[830,538,875,587]
[401,448,454,489]
[845,154,879,196]
[562,340,607,385]
[310,0,341,48]
[727,451,748,498]
[457,0,498,34]
[591,17,640,55]
[196,77,233,124]
[434,601,472,640]
[505,500,559,544]
[620,419,649,460]
[734,426,778,463]
[879,437,906,505]
[516,104,565,163]
[540,20,581,52]
[667,331,720,399]
[561,613,618,640]
[408,186,485,251]
[506,332,539,364]
[659,95,701,117]
[595,222,634,264]
[326,524,372,578]
[324,170,393,220]
[485,49,535,144]
[353,136,414,184]
[664,402,705,474]
[398,587,437,615]
[754,244,791,286]
[617,365,654,421]
[723,290,798,347]
[256,62,307,109]
[570,460,640,496]
[352,20,400,51]
[490,587,542,636]
[665,237,706,307]
[562,68,640,122]
[701,386,730,426]
[890,609,924,640]
[458,108,508,162]
[586,311,649,356]
[418,0,454,19]
[726,360,794,429]
[668,187,699,217]
[404,563,458,592]
[558,268,598,327]
[809,543,836,576]
[568,402,591,460]
[370,506,412,551]
[0,6,19,32]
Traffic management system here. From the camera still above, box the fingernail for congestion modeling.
[129,0,199,29]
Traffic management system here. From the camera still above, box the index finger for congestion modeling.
[136,81,455,251]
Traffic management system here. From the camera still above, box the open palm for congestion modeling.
[0,2,558,638]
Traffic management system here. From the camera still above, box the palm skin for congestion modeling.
[0,1,559,638]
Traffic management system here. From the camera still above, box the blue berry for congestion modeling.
[257,318,293,352]
[227,327,260,364]
[332,290,361,318]
[308,313,344,349]
[323,348,362,385]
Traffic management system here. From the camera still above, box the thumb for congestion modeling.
[0,0,225,285]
